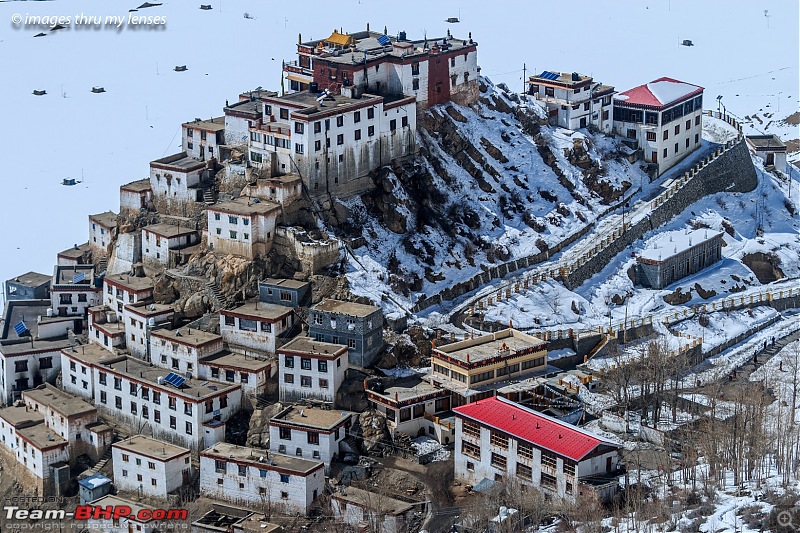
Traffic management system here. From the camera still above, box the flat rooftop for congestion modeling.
[637,228,723,263]
[1,299,50,340]
[23,384,96,418]
[223,302,293,321]
[120,179,152,192]
[88,496,156,521]
[99,356,240,400]
[142,223,198,238]
[224,99,263,117]
[433,328,546,364]
[151,152,206,171]
[271,406,353,430]
[57,242,91,259]
[202,443,322,474]
[62,343,127,366]
[53,265,95,287]
[261,278,309,290]
[268,91,382,118]
[89,211,118,229]
[530,71,592,86]
[372,375,448,403]
[201,350,272,372]
[152,327,221,346]
[104,273,154,292]
[114,435,190,460]
[0,405,45,428]
[309,34,475,67]
[278,336,347,356]
[312,298,381,317]
[332,486,414,515]
[17,422,68,449]
[6,272,51,288]
[183,116,225,131]
[746,134,787,150]
[209,197,281,216]
[125,301,175,318]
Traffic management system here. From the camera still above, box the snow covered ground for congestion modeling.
[411,436,450,462]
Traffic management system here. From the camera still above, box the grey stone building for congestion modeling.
[636,229,723,289]
[4,272,51,302]
[308,299,383,368]
[258,278,310,307]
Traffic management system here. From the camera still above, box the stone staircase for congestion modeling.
[206,280,231,310]
[83,443,114,478]
[203,188,217,205]
[97,256,108,276]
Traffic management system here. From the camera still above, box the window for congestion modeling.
[153,391,161,405]
[184,403,193,416]
[240,372,249,383]
[466,461,474,472]
[674,142,679,154]
[411,62,419,75]
[284,355,294,368]
[491,452,507,470]
[516,462,532,480]
[154,410,161,423]
[354,129,361,141]
[142,406,149,419]
[319,378,329,388]
[470,371,494,384]
[626,128,636,139]
[646,131,656,142]
[461,441,481,460]
[168,397,176,410]
[402,116,408,128]
[14,360,28,373]
[490,432,508,449]
[353,111,361,123]
[695,115,701,126]
[314,121,321,133]
[100,391,107,404]
[336,134,343,145]
[563,463,576,477]
[115,396,122,409]
[131,402,137,415]
[220,396,228,409]
[279,108,289,120]
[229,230,237,239]
[675,124,680,135]
[224,315,235,326]
[301,358,311,370]
[148,461,156,470]
[39,357,52,370]
[367,108,374,120]
[336,116,344,127]
[695,133,699,144]
[412,78,419,90]
[663,147,668,158]
[301,376,312,388]
[464,72,469,83]
[122,469,128,477]
[541,452,557,470]
[122,453,130,462]
[284,374,294,384]
[280,474,290,483]
[215,460,226,473]
[314,140,321,151]
[294,122,304,134]
[318,360,327,373]
[228,216,238,224]
[169,416,177,429]
[686,138,690,148]
[307,432,319,445]
[295,143,304,154]
[686,119,691,131]
[663,129,669,140]
[347,339,357,349]
[390,119,397,131]
[541,473,556,489]
[280,427,291,440]
[225,370,235,382]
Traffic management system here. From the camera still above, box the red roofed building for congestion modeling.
[454,397,621,501]
[613,77,704,176]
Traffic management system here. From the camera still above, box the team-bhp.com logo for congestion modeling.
[4,504,188,522]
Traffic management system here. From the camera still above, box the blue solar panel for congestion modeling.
[164,372,186,388]
[73,272,86,283]
[13,321,27,336]
[377,34,390,45]
[539,71,559,81]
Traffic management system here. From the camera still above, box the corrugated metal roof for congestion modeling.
[454,397,617,461]
[617,77,703,108]
[324,31,353,46]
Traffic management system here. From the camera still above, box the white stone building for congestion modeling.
[454,397,621,502]
[119,179,153,218]
[366,378,454,444]
[0,405,70,495]
[207,198,282,260]
[199,351,274,399]
[331,485,417,533]
[112,435,192,498]
[67,355,242,450]
[613,77,704,176]
[220,303,296,356]
[87,305,127,353]
[22,384,108,463]
[141,223,200,269]
[252,90,416,198]
[746,134,787,171]
[124,302,176,361]
[0,300,70,404]
[269,406,353,473]
[277,337,348,405]
[200,443,324,515]
[60,343,119,400]
[241,175,303,206]
[182,117,225,161]
[88,212,118,259]
[50,265,101,318]
[56,242,93,267]
[527,71,615,133]
[149,152,215,214]
[103,274,155,314]
[150,327,223,375]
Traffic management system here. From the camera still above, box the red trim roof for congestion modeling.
[617,77,703,109]
[454,397,617,461]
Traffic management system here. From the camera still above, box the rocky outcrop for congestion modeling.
[246,402,285,449]
[355,410,390,455]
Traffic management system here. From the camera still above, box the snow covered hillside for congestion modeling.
[343,80,648,317]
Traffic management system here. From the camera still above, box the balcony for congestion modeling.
[284,61,313,77]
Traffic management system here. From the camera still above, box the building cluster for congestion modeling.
[0,20,729,528]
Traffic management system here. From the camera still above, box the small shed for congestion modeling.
[78,474,112,504]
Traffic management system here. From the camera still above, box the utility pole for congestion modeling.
[522,63,526,94]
